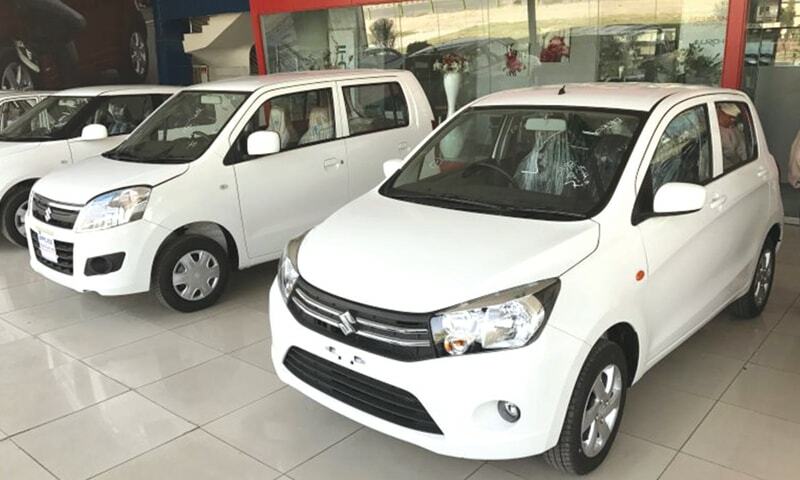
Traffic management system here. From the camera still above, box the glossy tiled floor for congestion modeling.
[3,229,800,480]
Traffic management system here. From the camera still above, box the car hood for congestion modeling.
[298,191,600,313]
[33,156,189,205]
[0,141,42,157]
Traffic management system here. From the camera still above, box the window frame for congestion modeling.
[225,82,342,166]
[340,80,411,138]
[83,94,157,138]
[712,99,760,176]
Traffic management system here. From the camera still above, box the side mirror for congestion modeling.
[383,158,404,178]
[653,182,707,215]
[81,124,109,141]
[247,131,281,157]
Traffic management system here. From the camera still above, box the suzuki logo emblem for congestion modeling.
[338,311,357,336]
[44,207,52,222]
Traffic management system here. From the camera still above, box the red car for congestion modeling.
[0,0,148,90]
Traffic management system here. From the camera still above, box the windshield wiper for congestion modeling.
[390,191,588,219]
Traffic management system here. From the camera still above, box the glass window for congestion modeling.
[85,95,156,136]
[648,105,712,197]
[386,107,643,219]
[344,82,409,135]
[0,96,91,142]
[106,91,249,164]
[0,98,37,132]
[716,102,757,171]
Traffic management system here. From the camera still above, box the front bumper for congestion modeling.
[26,214,171,296]
[268,282,590,460]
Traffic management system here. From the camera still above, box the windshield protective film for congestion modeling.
[106,91,249,164]
[383,107,644,220]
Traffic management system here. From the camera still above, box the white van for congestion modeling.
[0,85,178,246]
[27,70,434,312]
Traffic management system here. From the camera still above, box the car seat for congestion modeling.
[269,105,293,149]
[299,107,334,146]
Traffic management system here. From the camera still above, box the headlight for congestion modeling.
[75,187,151,232]
[431,279,560,356]
[278,232,307,302]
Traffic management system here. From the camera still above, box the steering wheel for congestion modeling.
[462,160,517,186]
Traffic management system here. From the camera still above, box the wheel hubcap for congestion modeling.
[754,249,773,307]
[14,200,28,238]
[1,61,34,90]
[580,364,623,458]
[130,32,147,77]
[172,250,220,301]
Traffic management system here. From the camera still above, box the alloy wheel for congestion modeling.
[129,31,147,78]
[13,200,27,239]
[580,364,623,458]
[172,250,220,301]
[754,248,773,307]
[1,61,34,90]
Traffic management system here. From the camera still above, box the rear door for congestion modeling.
[337,78,422,197]
[229,83,349,260]
[635,98,728,360]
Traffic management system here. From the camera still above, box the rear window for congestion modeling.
[343,82,409,136]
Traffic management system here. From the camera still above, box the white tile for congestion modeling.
[752,332,800,374]
[621,379,714,449]
[124,294,242,330]
[468,465,522,480]
[774,306,800,337]
[0,317,29,345]
[1,295,123,335]
[0,280,76,314]
[232,340,275,372]
[682,317,770,361]
[173,306,269,353]
[290,428,481,480]
[644,343,744,399]
[660,453,759,480]
[0,337,71,383]
[14,392,193,480]
[0,263,40,289]
[39,311,163,359]
[493,433,675,480]
[86,332,221,388]
[722,363,800,423]
[684,402,800,480]
[0,440,56,480]
[139,356,283,425]
[206,388,360,472]
[94,429,280,480]
[0,360,127,434]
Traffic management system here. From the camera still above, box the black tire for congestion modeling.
[154,235,230,312]
[1,186,31,247]
[731,238,777,319]
[545,339,628,475]
[0,47,37,90]
[121,17,148,83]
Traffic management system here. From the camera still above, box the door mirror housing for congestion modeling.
[653,182,707,215]
[247,131,281,157]
[383,158,404,178]
[81,124,109,141]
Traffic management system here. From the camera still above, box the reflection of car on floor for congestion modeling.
[0,0,149,90]
[0,84,177,247]
[0,90,50,132]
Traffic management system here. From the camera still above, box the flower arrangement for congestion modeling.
[504,44,526,76]
[433,53,470,74]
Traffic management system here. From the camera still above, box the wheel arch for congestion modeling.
[152,221,241,278]
[600,322,640,386]
[0,178,38,208]
[767,223,781,247]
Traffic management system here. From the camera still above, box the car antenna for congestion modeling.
[558,85,567,95]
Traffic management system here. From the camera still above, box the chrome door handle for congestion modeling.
[757,167,768,179]
[709,193,728,209]
[323,158,343,170]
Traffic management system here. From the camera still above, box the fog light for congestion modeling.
[497,401,521,423]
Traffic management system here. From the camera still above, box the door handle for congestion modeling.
[323,158,343,170]
[709,193,728,209]
[398,141,410,154]
[757,167,768,179]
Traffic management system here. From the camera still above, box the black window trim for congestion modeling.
[341,81,411,139]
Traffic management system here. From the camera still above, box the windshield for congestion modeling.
[0,96,91,142]
[105,91,249,164]
[383,107,644,220]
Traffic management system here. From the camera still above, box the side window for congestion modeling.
[232,88,335,162]
[88,95,155,136]
[343,82,409,136]
[0,99,36,131]
[715,101,757,172]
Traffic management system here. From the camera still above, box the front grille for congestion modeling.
[288,278,435,362]
[284,347,442,434]
[31,194,81,230]
[30,231,74,275]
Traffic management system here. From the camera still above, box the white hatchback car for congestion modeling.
[27,71,434,311]
[269,84,783,474]
[0,85,177,246]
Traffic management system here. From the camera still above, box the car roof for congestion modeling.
[182,70,410,93]
[473,83,737,112]
[0,90,53,99]
[52,85,180,97]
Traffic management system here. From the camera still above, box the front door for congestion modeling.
[231,84,349,260]
[636,100,727,360]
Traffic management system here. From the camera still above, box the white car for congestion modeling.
[26,70,434,311]
[0,90,51,133]
[0,85,177,246]
[269,84,783,474]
